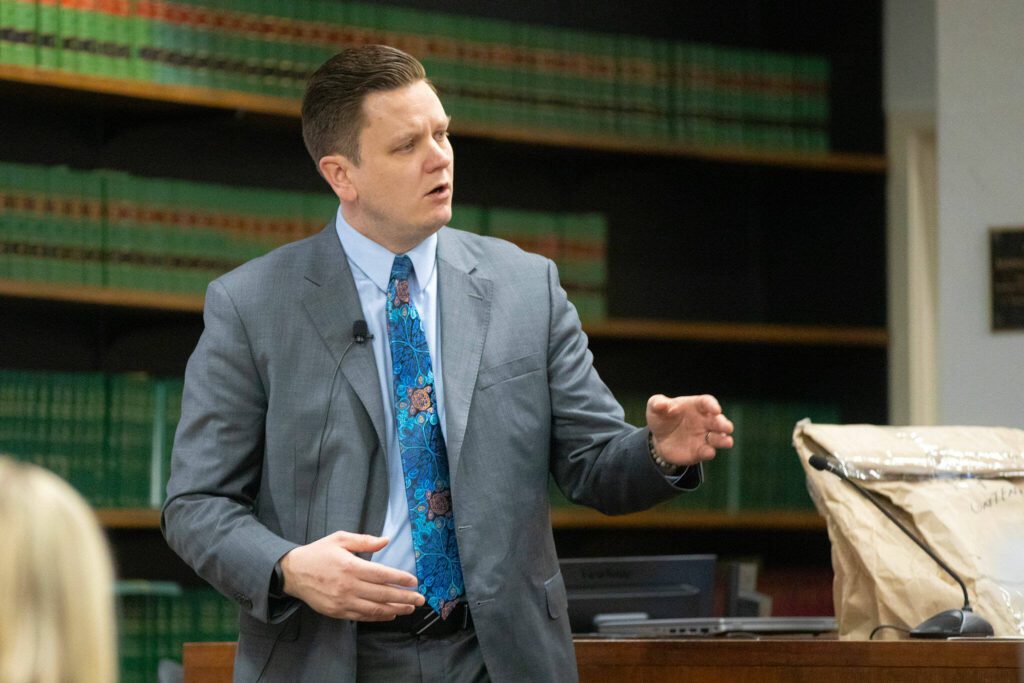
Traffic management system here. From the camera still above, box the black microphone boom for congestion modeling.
[807,453,994,639]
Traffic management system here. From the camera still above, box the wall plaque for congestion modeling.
[991,226,1024,331]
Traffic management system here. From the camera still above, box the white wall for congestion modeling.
[884,0,938,425]
[885,0,1024,426]
[935,0,1024,426]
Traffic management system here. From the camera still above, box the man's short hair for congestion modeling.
[301,45,431,168]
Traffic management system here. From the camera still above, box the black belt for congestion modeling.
[359,602,472,637]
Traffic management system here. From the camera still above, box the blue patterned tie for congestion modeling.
[386,255,465,618]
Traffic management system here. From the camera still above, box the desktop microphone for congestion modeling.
[302,320,373,542]
[808,454,994,639]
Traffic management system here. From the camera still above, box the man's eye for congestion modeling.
[435,130,449,141]
[398,141,415,151]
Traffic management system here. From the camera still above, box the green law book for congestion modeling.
[669,41,692,142]
[81,169,104,285]
[191,0,215,90]
[0,163,11,279]
[134,374,156,507]
[110,0,133,80]
[237,0,265,95]
[614,34,654,140]
[147,177,176,293]
[8,0,36,67]
[56,0,80,73]
[129,0,154,81]
[162,177,190,293]
[149,0,172,85]
[76,1,101,75]
[69,374,89,504]
[688,43,717,146]
[92,0,117,77]
[37,0,61,69]
[0,0,12,65]
[16,164,49,282]
[202,0,228,92]
[44,165,79,284]
[559,212,607,288]
[102,373,121,507]
[104,170,137,290]
[714,46,745,147]
[493,208,560,261]
[148,379,167,508]
[0,372,13,452]
[117,587,145,681]
[250,0,276,96]
[48,374,74,490]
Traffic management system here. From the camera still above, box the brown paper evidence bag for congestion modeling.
[794,421,1024,640]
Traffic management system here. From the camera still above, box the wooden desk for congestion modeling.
[184,638,1022,682]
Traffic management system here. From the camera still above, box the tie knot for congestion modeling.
[390,255,413,282]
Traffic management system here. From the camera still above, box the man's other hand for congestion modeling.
[279,530,425,620]
[646,394,734,467]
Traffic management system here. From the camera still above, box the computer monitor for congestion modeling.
[559,554,716,633]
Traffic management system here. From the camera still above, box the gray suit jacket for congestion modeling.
[162,222,698,681]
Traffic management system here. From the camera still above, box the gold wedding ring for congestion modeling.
[704,430,712,444]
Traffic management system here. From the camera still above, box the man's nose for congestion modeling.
[425,139,452,170]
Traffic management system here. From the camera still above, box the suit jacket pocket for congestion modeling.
[238,608,301,642]
[544,570,568,620]
[477,352,544,391]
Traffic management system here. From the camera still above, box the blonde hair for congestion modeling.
[0,456,118,683]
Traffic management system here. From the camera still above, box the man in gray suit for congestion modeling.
[163,45,734,681]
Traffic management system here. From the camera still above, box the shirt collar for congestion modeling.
[335,206,438,292]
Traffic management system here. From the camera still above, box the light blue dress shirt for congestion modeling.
[334,208,446,578]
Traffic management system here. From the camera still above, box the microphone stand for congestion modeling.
[808,454,994,639]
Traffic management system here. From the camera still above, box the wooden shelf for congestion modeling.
[550,507,826,530]
[0,64,300,117]
[1,65,886,173]
[0,280,887,346]
[585,318,888,347]
[0,279,205,312]
[95,506,824,531]
[97,508,161,529]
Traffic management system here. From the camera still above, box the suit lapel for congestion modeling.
[300,225,387,450]
[437,230,491,481]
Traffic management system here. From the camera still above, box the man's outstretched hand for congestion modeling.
[646,394,734,467]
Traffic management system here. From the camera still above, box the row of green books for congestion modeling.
[0,160,609,320]
[117,581,237,683]
[551,397,840,512]
[0,369,182,508]
[450,206,607,323]
[0,0,830,151]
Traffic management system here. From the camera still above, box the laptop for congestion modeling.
[594,614,837,637]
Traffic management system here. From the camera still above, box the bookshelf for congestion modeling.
[0,279,886,346]
[0,64,886,173]
[1,2,886,668]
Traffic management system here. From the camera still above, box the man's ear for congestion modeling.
[318,154,358,202]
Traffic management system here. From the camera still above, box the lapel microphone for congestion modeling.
[303,320,373,542]
[353,320,373,344]
[808,453,994,638]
